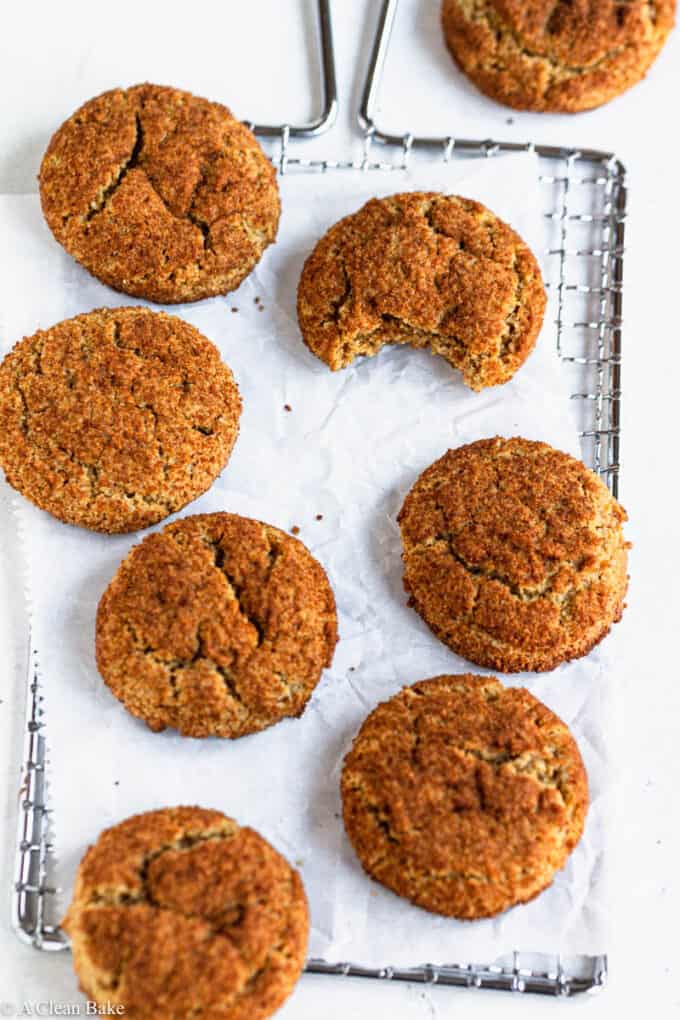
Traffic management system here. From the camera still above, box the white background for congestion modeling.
[0,1,678,1017]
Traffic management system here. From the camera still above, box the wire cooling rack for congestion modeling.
[12,0,621,999]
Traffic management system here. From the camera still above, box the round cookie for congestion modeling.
[297,192,546,391]
[96,512,338,738]
[62,806,309,1020]
[398,437,628,673]
[341,674,589,919]
[0,308,241,533]
[39,83,280,303]
[441,0,675,113]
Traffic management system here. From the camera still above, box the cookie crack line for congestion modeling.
[85,830,237,911]
[79,830,299,1009]
[79,94,273,258]
[202,532,310,709]
[9,386,177,515]
[118,613,255,721]
[14,401,176,513]
[408,530,594,604]
[84,113,143,224]
[401,696,569,793]
[346,780,574,884]
[77,99,210,248]
[464,0,649,83]
[204,532,267,649]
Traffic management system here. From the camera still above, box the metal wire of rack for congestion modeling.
[11,0,622,999]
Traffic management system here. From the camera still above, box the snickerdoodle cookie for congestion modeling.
[40,83,279,303]
[63,806,309,1020]
[441,0,675,113]
[96,513,338,737]
[297,192,545,390]
[398,437,628,672]
[341,674,588,919]
[0,308,240,533]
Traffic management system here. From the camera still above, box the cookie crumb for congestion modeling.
[231,307,239,313]
[315,514,323,521]
[284,404,292,412]
[291,525,300,535]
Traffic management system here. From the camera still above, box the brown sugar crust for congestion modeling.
[0,308,241,533]
[441,0,675,113]
[96,512,338,738]
[398,437,628,673]
[39,83,280,303]
[341,674,589,919]
[62,806,309,1020]
[296,192,546,391]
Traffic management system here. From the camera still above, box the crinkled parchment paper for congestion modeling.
[0,152,612,965]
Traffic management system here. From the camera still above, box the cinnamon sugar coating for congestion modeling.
[0,308,241,533]
[40,84,280,303]
[398,437,628,672]
[297,192,546,391]
[441,0,675,112]
[96,513,338,738]
[63,806,309,1020]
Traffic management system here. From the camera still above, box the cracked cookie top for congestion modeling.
[39,83,280,303]
[341,674,589,919]
[296,192,546,391]
[398,437,629,673]
[0,307,241,533]
[96,512,338,738]
[63,806,309,1020]
[441,0,675,112]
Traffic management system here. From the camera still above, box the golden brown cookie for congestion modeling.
[0,308,241,533]
[96,512,338,738]
[341,674,589,919]
[398,437,628,673]
[63,806,309,1020]
[441,0,675,112]
[40,83,280,303]
[297,192,545,391]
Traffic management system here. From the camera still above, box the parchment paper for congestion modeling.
[0,152,612,965]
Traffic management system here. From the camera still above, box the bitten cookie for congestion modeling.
[0,308,241,533]
[398,437,628,672]
[40,83,280,303]
[297,192,545,390]
[441,0,675,113]
[96,512,338,738]
[341,674,589,919]
[63,806,309,1020]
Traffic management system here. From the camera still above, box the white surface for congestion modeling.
[0,0,678,1016]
